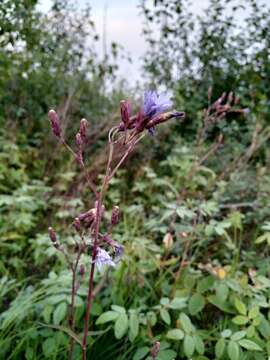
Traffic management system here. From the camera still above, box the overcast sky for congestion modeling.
[38,0,211,83]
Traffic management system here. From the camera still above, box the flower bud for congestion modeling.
[111,206,120,225]
[79,118,88,141]
[48,227,57,243]
[76,133,83,147]
[73,217,81,232]
[48,110,61,138]
[150,342,160,359]
[163,232,173,250]
[79,264,85,277]
[120,100,131,125]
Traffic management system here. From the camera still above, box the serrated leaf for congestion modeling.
[215,338,226,358]
[228,341,239,360]
[166,329,184,340]
[188,293,205,315]
[96,311,119,325]
[234,298,247,315]
[238,339,263,351]
[114,313,128,339]
[53,302,67,325]
[129,313,139,342]
[183,334,195,357]
[232,315,249,325]
[160,308,171,325]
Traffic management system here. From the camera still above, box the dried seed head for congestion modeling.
[48,227,57,243]
[111,206,120,225]
[48,110,61,138]
[79,118,88,141]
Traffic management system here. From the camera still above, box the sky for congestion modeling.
[38,0,211,83]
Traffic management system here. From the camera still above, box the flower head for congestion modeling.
[95,247,115,269]
[143,91,172,118]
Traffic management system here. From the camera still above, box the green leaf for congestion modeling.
[216,283,229,302]
[238,339,263,351]
[111,305,126,313]
[133,347,149,360]
[160,297,170,306]
[232,315,249,325]
[184,334,195,357]
[234,298,247,315]
[215,338,226,358]
[197,276,215,293]
[168,297,187,309]
[227,341,239,360]
[96,311,119,325]
[114,313,129,339]
[42,304,53,324]
[160,308,171,325]
[188,293,205,315]
[221,329,232,338]
[231,331,246,341]
[166,329,184,340]
[129,312,139,342]
[158,349,177,360]
[179,312,194,333]
[42,337,56,358]
[248,306,259,319]
[53,302,67,325]
[194,334,204,354]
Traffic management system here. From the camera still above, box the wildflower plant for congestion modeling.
[48,91,184,359]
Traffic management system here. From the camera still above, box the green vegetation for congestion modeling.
[1,0,270,359]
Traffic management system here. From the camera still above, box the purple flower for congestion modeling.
[143,91,173,118]
[114,245,124,263]
[95,247,115,269]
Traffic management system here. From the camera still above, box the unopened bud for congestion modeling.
[79,264,85,277]
[150,342,160,359]
[120,100,131,125]
[181,232,188,238]
[163,232,173,250]
[76,133,83,147]
[79,118,88,141]
[48,110,61,138]
[48,227,57,243]
[73,217,81,232]
[111,206,120,225]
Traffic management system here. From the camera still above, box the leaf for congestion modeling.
[248,306,259,319]
[42,337,56,358]
[238,339,263,351]
[183,334,195,357]
[215,338,226,358]
[133,347,149,360]
[114,313,128,339]
[234,298,247,315]
[129,312,139,342]
[53,302,67,325]
[42,305,53,323]
[166,329,184,340]
[232,315,249,325]
[221,329,232,338]
[179,312,194,333]
[96,311,119,325]
[188,293,205,315]
[227,341,239,360]
[160,308,171,325]
[111,305,126,313]
[216,283,229,302]
[168,297,187,310]
[158,349,177,360]
[231,331,246,341]
[194,334,204,354]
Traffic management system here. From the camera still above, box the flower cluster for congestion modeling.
[118,91,185,134]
